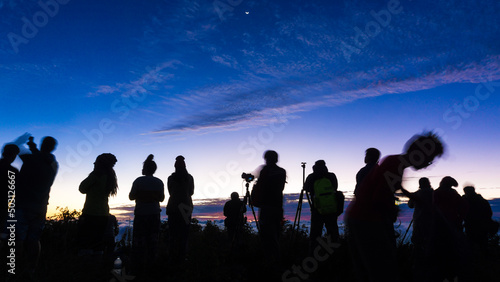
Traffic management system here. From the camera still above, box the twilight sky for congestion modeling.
[1,0,499,217]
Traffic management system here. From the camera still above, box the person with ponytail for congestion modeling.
[166,155,194,263]
[78,153,118,256]
[129,154,165,274]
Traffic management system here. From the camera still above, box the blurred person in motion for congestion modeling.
[253,150,286,267]
[129,154,165,274]
[166,155,194,264]
[346,132,444,282]
[77,153,118,257]
[16,136,58,277]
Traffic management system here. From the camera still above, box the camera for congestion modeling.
[241,173,255,182]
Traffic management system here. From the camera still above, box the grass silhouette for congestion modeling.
[4,207,500,281]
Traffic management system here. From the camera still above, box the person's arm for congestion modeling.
[189,175,194,196]
[79,173,96,194]
[129,179,138,200]
[329,173,338,191]
[223,202,228,217]
[159,181,165,202]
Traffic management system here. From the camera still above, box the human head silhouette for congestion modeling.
[174,155,187,173]
[463,186,476,196]
[142,154,157,176]
[2,144,20,164]
[94,153,117,171]
[40,136,57,153]
[364,148,380,165]
[439,176,458,190]
[418,177,431,189]
[403,132,444,170]
[231,192,239,201]
[312,160,328,174]
[263,150,278,165]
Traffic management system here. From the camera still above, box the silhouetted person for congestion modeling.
[78,153,118,256]
[0,144,20,246]
[346,132,444,282]
[255,150,286,266]
[432,176,470,281]
[304,160,339,253]
[403,177,435,282]
[462,185,492,257]
[15,136,58,277]
[166,155,194,263]
[354,148,380,194]
[224,192,246,246]
[129,154,165,274]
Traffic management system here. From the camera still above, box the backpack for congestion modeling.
[313,177,337,215]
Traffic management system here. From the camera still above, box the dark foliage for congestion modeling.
[5,214,500,282]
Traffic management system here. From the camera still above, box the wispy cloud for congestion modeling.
[152,55,500,134]
[88,60,182,98]
[87,0,500,135]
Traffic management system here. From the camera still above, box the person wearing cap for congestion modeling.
[166,155,194,263]
[303,160,339,253]
[78,153,118,256]
[432,176,470,281]
[433,176,468,231]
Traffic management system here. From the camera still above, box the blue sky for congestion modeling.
[1,0,499,216]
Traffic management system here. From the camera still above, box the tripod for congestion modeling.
[244,181,260,233]
[292,162,311,239]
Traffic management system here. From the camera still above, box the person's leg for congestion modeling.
[346,217,370,282]
[324,214,339,242]
[309,209,323,253]
[22,209,45,276]
[259,206,281,263]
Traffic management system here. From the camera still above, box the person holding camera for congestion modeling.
[16,136,58,276]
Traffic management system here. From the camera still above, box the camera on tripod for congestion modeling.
[241,172,255,182]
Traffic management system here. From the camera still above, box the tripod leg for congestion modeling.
[292,190,305,241]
